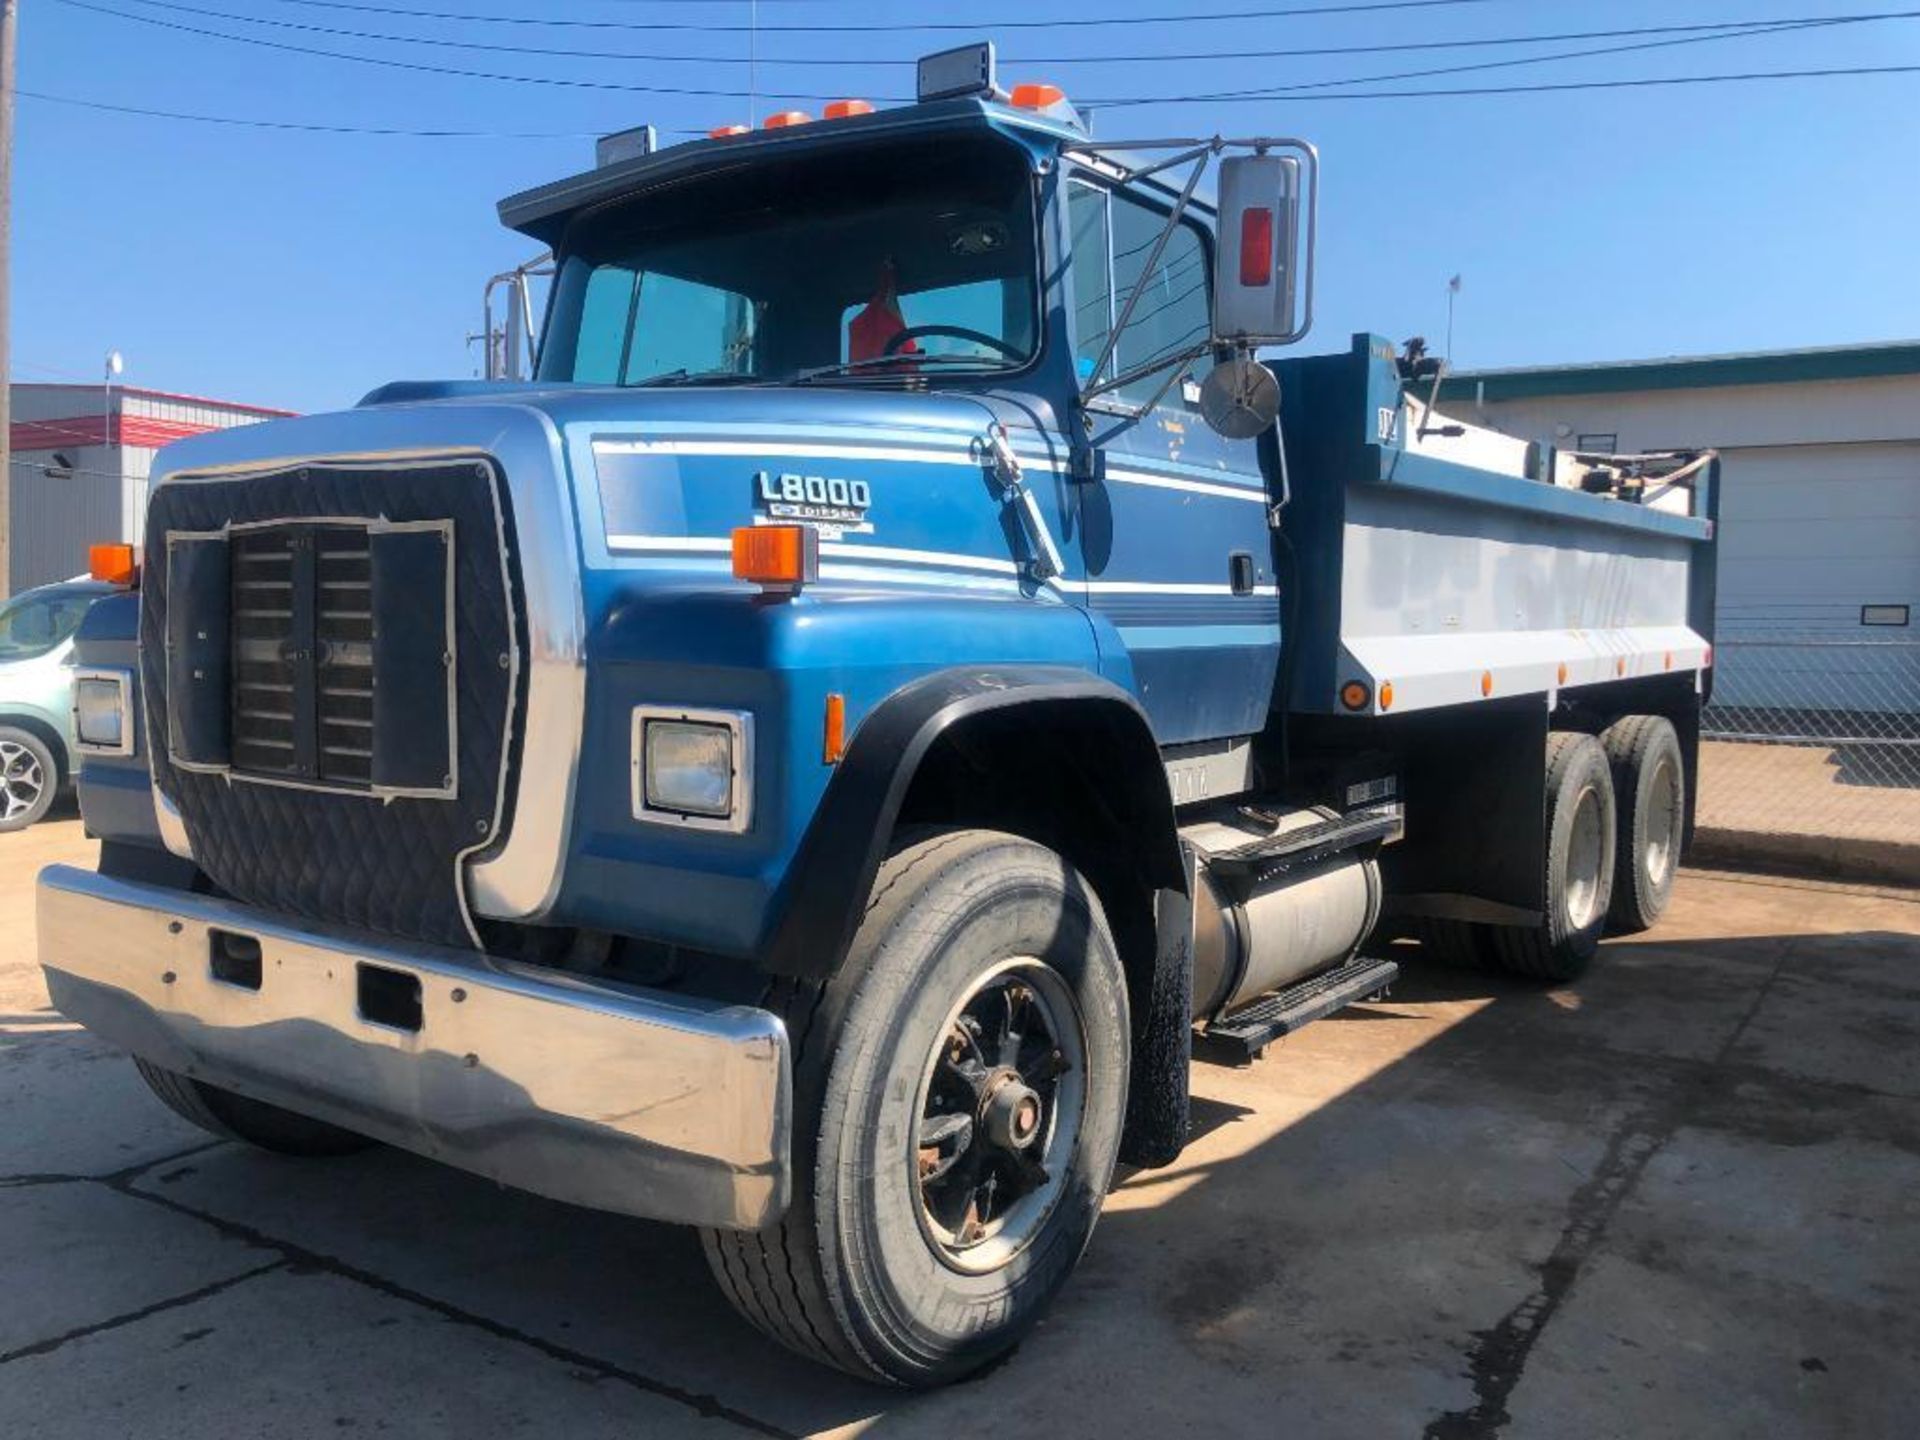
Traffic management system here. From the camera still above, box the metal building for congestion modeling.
[7,384,293,593]
[1441,342,1920,715]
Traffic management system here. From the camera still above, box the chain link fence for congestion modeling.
[1696,631,1920,873]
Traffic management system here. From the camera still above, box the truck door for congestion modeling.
[1066,179,1282,745]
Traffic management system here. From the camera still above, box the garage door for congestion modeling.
[1712,441,1918,712]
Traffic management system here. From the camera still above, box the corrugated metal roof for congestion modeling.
[1439,339,1920,402]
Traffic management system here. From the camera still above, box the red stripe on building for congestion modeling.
[10,413,222,452]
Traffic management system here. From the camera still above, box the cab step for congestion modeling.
[1196,956,1401,1065]
[1204,807,1403,880]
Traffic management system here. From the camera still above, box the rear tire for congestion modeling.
[1484,732,1617,983]
[702,829,1130,1387]
[1417,917,1493,970]
[1601,715,1685,934]
[133,1058,373,1157]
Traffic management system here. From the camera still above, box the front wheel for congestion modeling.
[702,830,1130,1387]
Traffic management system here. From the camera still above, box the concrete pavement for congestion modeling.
[4,816,1916,1438]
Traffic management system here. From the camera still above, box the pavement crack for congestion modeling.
[0,1140,229,1192]
[0,1260,287,1366]
[106,1177,798,1438]
[1423,942,1798,1440]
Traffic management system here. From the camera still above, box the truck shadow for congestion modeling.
[13,908,1920,1438]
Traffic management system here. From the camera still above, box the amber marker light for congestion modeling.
[823,693,847,763]
[1010,82,1066,109]
[1379,681,1395,711]
[823,99,874,119]
[1557,662,1569,686]
[731,524,819,593]
[709,124,749,138]
[763,110,812,128]
[1339,680,1371,712]
[89,542,138,586]
[1480,670,1494,697]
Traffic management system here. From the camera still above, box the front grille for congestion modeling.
[142,459,518,948]
[230,525,381,789]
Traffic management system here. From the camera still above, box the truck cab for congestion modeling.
[43,47,1716,1389]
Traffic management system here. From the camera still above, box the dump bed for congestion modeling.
[1271,335,1718,717]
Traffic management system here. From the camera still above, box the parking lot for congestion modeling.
[4,815,1916,1439]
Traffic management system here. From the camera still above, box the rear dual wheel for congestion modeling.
[1422,731,1618,982]
[702,829,1129,1388]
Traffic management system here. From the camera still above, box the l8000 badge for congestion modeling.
[754,470,875,538]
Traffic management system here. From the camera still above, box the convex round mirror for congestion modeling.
[1199,357,1280,439]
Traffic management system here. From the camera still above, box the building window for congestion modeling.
[1861,604,1910,627]
[1574,432,1619,453]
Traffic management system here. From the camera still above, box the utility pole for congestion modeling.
[0,0,16,600]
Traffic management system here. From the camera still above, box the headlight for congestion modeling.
[631,708,753,831]
[73,670,134,755]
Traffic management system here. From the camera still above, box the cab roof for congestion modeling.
[498,96,1209,249]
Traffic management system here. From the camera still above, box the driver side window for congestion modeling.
[1069,179,1211,408]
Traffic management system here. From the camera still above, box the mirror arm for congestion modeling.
[1080,339,1212,408]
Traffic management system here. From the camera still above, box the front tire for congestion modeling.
[133,1059,374,1157]
[702,829,1130,1387]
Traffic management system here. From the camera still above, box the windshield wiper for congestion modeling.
[628,368,765,388]
[791,353,1023,386]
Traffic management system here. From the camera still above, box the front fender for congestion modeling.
[756,665,1181,979]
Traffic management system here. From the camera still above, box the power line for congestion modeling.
[63,0,1901,114]
[1159,62,1920,103]
[103,0,1920,72]
[259,0,1520,34]
[1096,15,1864,105]
[24,61,1920,145]
[19,86,592,136]
[56,0,878,102]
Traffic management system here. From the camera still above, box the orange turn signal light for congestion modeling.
[823,692,847,763]
[763,110,812,128]
[1379,681,1395,711]
[823,99,874,119]
[1339,680,1371,712]
[708,124,749,139]
[1557,662,1569,686]
[1480,670,1494,698]
[732,524,819,592]
[1010,82,1066,110]
[89,542,138,586]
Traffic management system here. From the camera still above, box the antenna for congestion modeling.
[1445,273,1462,361]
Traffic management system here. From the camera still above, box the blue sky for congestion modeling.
[13,0,1920,412]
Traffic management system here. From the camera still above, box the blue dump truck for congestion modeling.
[42,47,1719,1387]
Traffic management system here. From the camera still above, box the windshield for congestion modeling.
[539,135,1040,387]
[0,585,97,662]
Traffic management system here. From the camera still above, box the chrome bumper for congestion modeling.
[37,865,791,1230]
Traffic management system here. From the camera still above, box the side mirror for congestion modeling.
[1213,153,1305,346]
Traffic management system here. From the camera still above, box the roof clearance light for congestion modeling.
[1239,207,1275,288]
[89,542,137,586]
[824,99,874,119]
[732,525,819,593]
[709,124,749,139]
[1010,82,1066,110]
[763,110,812,129]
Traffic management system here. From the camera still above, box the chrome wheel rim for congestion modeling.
[911,957,1087,1275]
[1564,784,1605,931]
[0,740,46,825]
[1643,756,1681,889]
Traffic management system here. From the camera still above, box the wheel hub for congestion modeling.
[912,960,1087,1274]
[981,1071,1045,1152]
